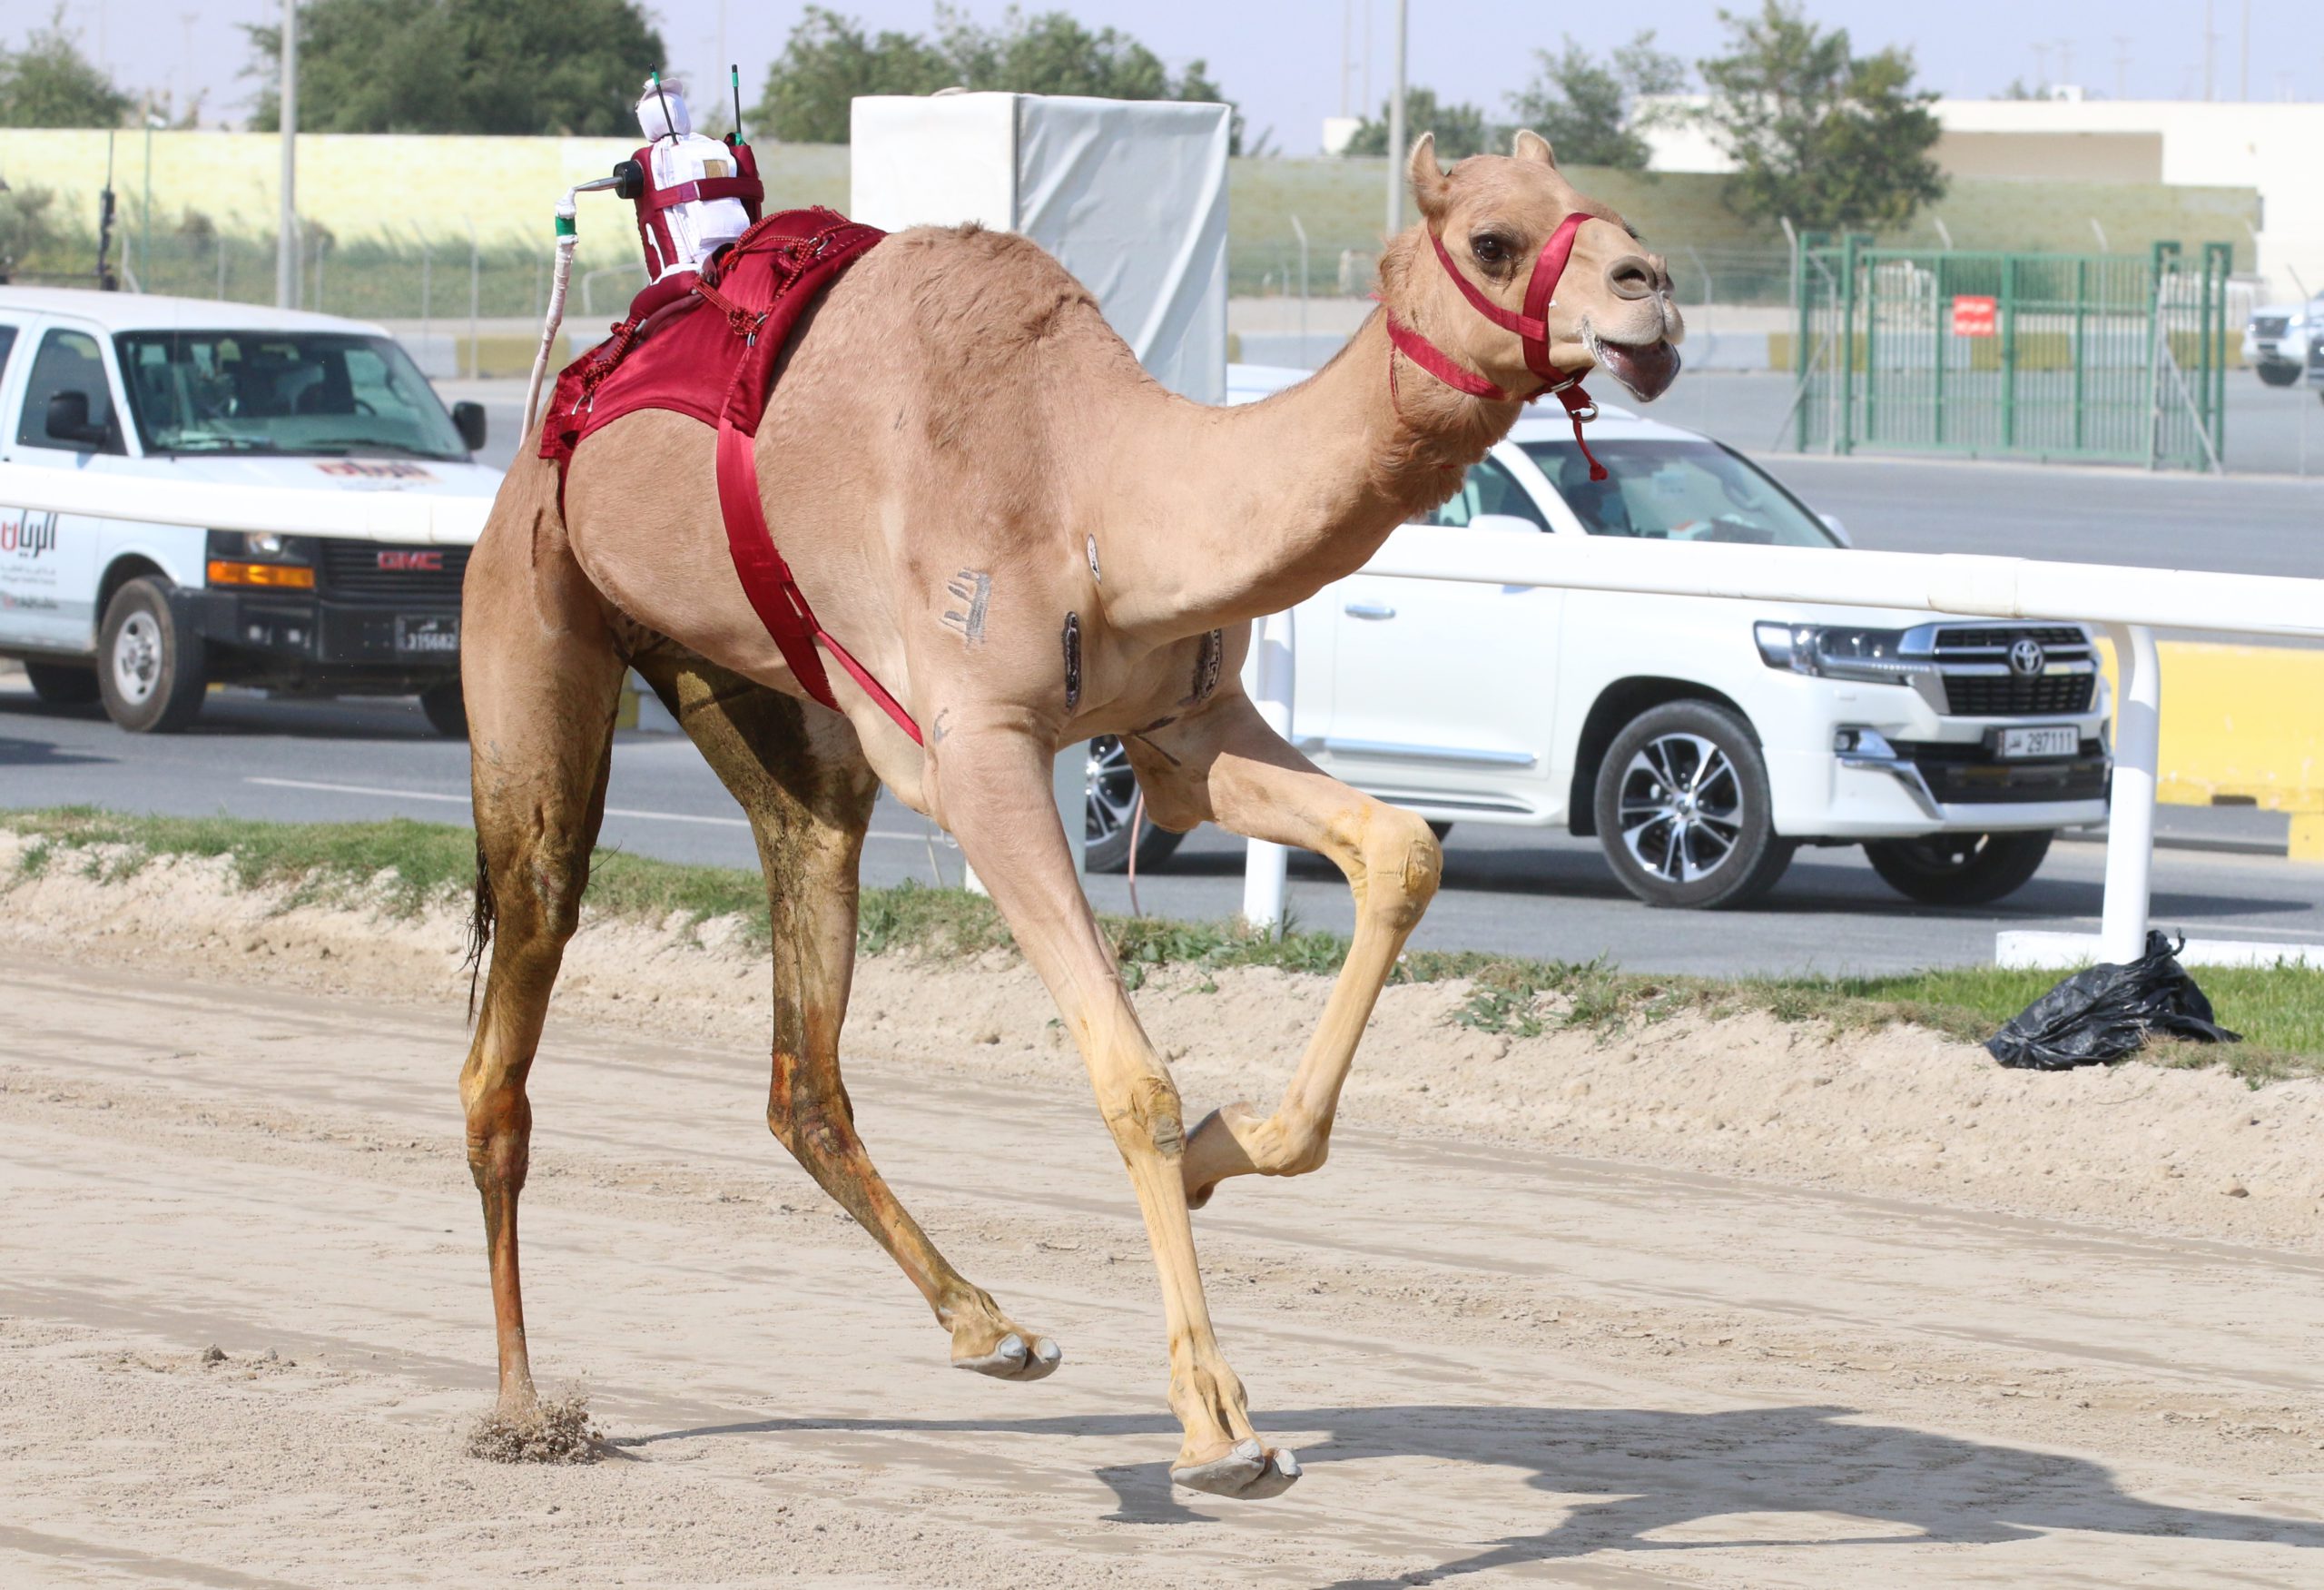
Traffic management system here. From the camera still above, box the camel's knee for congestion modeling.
[1101,1068,1187,1163]
[1354,804,1442,931]
[766,1053,861,1164]
[462,1074,532,1194]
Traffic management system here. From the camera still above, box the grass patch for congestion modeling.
[6,806,2319,1076]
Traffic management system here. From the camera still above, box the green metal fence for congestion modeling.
[1790,236,2231,470]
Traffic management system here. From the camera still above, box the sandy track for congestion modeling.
[5,934,2324,1589]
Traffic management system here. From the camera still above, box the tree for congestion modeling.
[751,7,951,144]
[0,9,132,127]
[1339,87,1495,162]
[1698,2,1945,232]
[1506,32,1684,169]
[753,5,1237,147]
[243,0,665,135]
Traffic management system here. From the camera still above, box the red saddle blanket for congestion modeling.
[537,207,920,743]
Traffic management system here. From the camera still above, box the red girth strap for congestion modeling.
[1387,211,1610,480]
[708,214,922,745]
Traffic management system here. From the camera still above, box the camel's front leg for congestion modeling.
[934,722,1299,1499]
[1125,692,1443,1208]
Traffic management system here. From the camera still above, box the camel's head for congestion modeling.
[1387,130,1684,402]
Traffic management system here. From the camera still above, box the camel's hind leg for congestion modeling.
[458,475,627,1420]
[634,655,1060,1380]
[1123,692,1442,1209]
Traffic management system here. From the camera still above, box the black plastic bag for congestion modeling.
[1986,930,2241,1071]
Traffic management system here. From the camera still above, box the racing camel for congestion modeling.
[458,132,1684,1498]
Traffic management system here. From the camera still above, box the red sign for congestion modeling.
[1952,294,1999,338]
[376,550,444,571]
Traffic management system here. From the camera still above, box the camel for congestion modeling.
[458,131,1683,1500]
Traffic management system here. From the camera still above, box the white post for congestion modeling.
[1384,0,1407,237]
[274,0,297,309]
[2099,623,2162,963]
[1242,610,1295,934]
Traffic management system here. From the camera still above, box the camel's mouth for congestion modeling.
[1581,320,1682,403]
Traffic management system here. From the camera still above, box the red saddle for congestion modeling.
[538,208,921,744]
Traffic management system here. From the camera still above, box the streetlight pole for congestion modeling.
[1384,0,1407,237]
[276,0,298,308]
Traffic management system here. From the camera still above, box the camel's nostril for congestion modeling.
[1606,255,1656,301]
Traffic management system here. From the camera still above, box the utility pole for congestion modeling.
[2240,0,2250,100]
[2202,0,2215,101]
[1384,0,1407,237]
[275,0,298,308]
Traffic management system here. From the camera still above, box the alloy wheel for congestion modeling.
[1616,732,1743,884]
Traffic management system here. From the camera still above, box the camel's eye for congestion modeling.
[1470,232,1509,267]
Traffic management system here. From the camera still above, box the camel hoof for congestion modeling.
[952,1332,1063,1382]
[1172,1438,1302,1500]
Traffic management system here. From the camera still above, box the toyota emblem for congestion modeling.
[2009,637,2047,677]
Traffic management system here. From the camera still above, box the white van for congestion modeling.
[0,288,500,734]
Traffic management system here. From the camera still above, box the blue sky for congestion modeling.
[38,1,2324,149]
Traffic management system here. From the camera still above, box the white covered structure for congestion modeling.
[850,92,1231,404]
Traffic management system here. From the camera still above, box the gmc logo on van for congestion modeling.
[377,550,444,572]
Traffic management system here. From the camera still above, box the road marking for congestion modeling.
[242,777,940,844]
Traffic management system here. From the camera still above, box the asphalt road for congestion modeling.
[454,375,2324,583]
[7,678,2318,977]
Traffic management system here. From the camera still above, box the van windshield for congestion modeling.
[1521,439,1839,547]
[115,331,468,459]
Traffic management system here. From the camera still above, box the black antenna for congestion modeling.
[651,71,676,143]
[96,130,119,291]
[731,64,745,145]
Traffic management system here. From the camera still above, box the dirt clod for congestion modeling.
[467,1392,600,1465]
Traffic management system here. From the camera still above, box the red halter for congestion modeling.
[1383,211,1609,481]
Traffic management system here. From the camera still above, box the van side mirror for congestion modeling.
[452,400,487,451]
[44,390,106,447]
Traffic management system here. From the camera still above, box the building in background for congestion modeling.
[1644,98,2321,299]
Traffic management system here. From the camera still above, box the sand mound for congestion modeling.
[4,827,2319,1250]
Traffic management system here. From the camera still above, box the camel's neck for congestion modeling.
[1089,309,1519,637]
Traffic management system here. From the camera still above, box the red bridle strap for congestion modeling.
[1386,209,1610,480]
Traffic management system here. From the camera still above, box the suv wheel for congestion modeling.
[1085,735,1187,874]
[1593,700,1794,909]
[1864,831,2053,906]
[419,681,468,739]
[97,577,207,733]
[2257,362,2302,388]
[24,661,102,706]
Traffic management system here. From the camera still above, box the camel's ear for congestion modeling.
[1407,133,1451,221]
[1512,129,1556,167]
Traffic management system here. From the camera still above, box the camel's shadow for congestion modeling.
[635,1400,2322,1581]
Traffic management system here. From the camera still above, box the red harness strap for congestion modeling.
[1384,211,1610,480]
[704,216,923,745]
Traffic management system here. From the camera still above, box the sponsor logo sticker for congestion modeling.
[315,460,437,482]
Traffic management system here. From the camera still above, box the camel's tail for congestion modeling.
[464,843,496,1024]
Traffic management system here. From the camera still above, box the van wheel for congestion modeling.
[25,661,102,706]
[1864,831,2053,906]
[1593,700,1794,909]
[2257,362,2301,388]
[419,681,468,739]
[97,577,206,734]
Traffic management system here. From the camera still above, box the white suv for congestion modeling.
[1085,371,2112,910]
[2243,300,2323,390]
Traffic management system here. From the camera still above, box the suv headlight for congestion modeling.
[1754,620,1929,683]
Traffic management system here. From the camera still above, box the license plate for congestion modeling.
[395,614,460,656]
[1998,725,2078,760]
